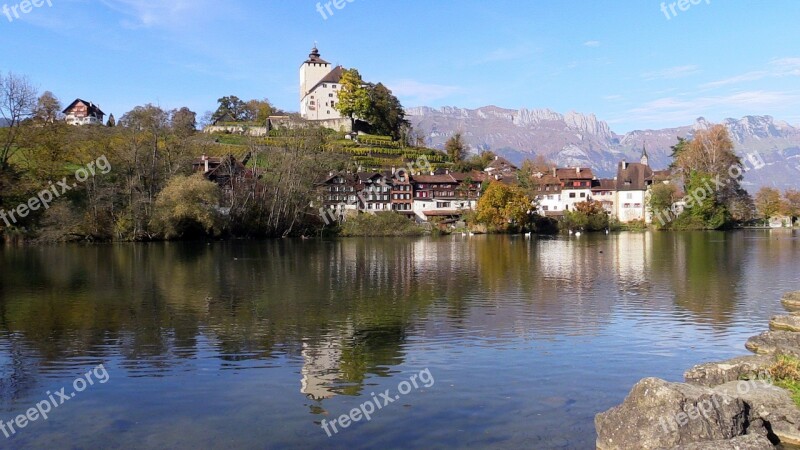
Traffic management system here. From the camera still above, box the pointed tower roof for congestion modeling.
[640,143,650,166]
[304,45,329,65]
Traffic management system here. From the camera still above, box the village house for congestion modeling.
[533,170,566,217]
[591,178,618,215]
[556,167,595,211]
[388,169,414,215]
[63,99,105,126]
[192,153,256,195]
[615,149,655,223]
[485,156,518,176]
[317,172,359,222]
[357,172,392,212]
[411,171,484,223]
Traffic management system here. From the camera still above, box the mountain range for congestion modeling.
[407,106,800,191]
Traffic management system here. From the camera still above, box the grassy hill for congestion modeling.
[205,129,450,171]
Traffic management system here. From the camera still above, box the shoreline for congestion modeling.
[1,226,797,247]
[595,291,800,449]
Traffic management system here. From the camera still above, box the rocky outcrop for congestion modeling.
[715,380,800,446]
[782,292,800,311]
[597,291,800,449]
[685,355,774,387]
[745,331,800,357]
[595,378,749,449]
[770,315,800,332]
[669,434,773,450]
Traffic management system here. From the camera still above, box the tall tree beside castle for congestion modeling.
[335,69,370,123]
[363,83,408,140]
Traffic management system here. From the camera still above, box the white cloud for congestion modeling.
[626,90,800,125]
[388,79,462,105]
[583,40,601,47]
[99,0,220,29]
[700,71,769,89]
[474,44,538,65]
[642,65,701,80]
[701,57,800,89]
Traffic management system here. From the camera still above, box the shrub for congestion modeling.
[151,175,222,239]
[340,211,424,237]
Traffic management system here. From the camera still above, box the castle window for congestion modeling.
[323,84,327,88]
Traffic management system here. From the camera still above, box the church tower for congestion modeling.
[640,144,649,166]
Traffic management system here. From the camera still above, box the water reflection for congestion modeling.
[0,231,797,448]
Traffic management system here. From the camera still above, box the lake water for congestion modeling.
[0,231,798,449]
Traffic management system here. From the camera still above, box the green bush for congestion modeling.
[340,212,424,237]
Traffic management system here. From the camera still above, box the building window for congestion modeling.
[569,192,576,198]
[580,193,586,198]
[323,84,327,88]
[627,193,633,200]
[329,93,334,97]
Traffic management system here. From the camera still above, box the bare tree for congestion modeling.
[0,72,38,170]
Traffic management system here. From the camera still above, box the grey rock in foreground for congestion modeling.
[782,291,800,311]
[770,315,800,332]
[684,355,774,388]
[669,433,774,449]
[595,378,748,450]
[715,380,800,446]
[745,331,800,357]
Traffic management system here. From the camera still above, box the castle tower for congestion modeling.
[299,45,331,102]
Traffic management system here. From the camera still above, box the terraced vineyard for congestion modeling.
[207,130,450,171]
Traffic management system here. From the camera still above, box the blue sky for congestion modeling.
[2,0,799,132]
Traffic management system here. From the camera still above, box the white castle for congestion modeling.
[299,46,344,121]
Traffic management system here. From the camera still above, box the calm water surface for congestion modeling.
[0,231,798,449]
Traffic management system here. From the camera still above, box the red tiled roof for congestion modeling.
[616,162,654,191]
[423,210,465,217]
[556,167,594,180]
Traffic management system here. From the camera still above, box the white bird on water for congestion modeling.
[575,231,582,237]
